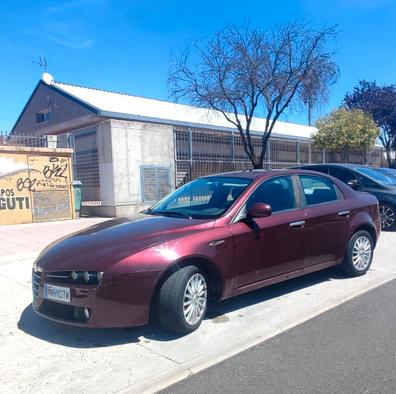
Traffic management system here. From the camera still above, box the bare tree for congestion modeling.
[169,23,338,169]
[301,61,338,126]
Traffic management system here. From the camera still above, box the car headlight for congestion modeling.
[71,271,103,283]
[71,271,80,281]
[83,271,90,282]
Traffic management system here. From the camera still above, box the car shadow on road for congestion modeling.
[17,304,155,348]
[18,266,346,348]
[206,266,344,319]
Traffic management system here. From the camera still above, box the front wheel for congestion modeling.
[158,265,208,335]
[379,202,396,230]
[341,230,374,277]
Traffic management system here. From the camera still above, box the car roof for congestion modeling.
[200,168,318,180]
[297,163,369,170]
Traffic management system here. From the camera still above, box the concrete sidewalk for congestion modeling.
[1,221,396,394]
[0,217,111,263]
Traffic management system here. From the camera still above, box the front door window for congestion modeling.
[246,176,296,213]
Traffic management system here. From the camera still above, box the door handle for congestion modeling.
[338,210,350,217]
[289,220,305,228]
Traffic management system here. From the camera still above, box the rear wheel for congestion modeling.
[341,230,374,277]
[379,202,396,230]
[158,265,208,335]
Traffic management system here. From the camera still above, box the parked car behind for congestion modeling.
[32,169,380,334]
[295,164,396,231]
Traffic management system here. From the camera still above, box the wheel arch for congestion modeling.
[378,199,396,207]
[353,223,378,247]
[149,256,224,321]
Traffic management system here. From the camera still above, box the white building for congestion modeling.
[11,73,319,217]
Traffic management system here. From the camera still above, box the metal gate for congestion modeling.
[67,125,101,205]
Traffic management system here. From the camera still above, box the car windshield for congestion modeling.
[376,167,396,182]
[149,176,252,219]
[354,166,396,186]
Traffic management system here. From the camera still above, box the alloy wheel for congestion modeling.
[379,204,395,230]
[352,235,372,271]
[183,273,207,326]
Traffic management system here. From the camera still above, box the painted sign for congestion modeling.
[0,149,74,225]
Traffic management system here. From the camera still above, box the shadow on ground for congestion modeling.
[18,266,345,349]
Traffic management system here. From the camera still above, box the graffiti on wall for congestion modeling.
[0,152,73,225]
[0,156,32,212]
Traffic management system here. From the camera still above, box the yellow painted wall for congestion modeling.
[0,146,74,225]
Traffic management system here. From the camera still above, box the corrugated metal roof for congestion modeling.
[50,79,317,139]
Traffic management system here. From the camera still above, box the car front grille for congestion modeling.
[45,271,73,283]
[40,300,91,323]
[43,270,102,285]
[32,270,41,300]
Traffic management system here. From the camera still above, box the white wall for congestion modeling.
[96,119,174,217]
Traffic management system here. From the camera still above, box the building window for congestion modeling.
[36,109,52,123]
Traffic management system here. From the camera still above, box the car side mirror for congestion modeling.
[247,203,272,219]
[347,179,360,190]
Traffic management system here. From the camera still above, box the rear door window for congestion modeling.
[300,175,343,206]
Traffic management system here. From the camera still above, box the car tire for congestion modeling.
[158,265,208,335]
[341,230,374,277]
[379,202,396,231]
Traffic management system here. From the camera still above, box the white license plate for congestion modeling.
[44,284,70,303]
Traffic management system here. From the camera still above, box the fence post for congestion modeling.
[308,143,312,163]
[322,149,326,163]
[381,148,384,167]
[189,127,193,168]
[231,130,235,170]
[296,140,300,164]
[267,139,271,168]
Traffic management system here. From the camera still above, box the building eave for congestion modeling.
[48,83,101,114]
[10,80,101,136]
[10,81,43,135]
[100,110,313,142]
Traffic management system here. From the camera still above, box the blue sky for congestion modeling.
[1,0,396,132]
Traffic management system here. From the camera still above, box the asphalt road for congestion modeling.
[162,279,396,394]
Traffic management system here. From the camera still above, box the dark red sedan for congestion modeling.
[32,170,380,334]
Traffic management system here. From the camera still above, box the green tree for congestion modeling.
[344,80,396,168]
[314,108,380,162]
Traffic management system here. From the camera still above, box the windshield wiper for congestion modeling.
[152,210,192,219]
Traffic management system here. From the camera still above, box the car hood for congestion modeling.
[36,214,213,271]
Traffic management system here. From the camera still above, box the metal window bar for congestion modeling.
[0,132,48,148]
[174,126,385,187]
[58,126,101,205]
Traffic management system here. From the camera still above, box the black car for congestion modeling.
[295,164,396,230]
